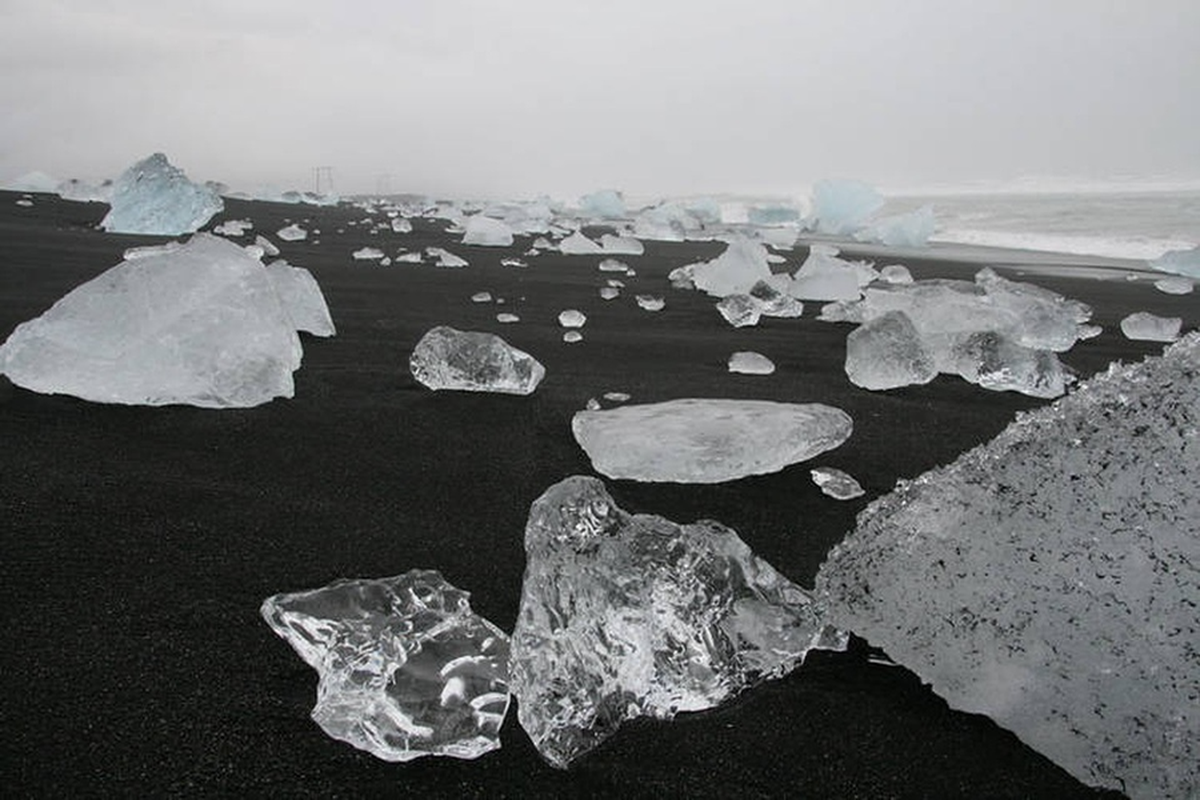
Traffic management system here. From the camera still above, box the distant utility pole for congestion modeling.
[313,166,334,195]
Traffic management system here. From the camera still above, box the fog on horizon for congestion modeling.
[1,0,1198,200]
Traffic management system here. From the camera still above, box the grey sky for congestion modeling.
[2,0,1197,199]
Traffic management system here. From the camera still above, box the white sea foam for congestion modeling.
[930,229,1195,261]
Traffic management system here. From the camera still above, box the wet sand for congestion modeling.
[3,191,1192,797]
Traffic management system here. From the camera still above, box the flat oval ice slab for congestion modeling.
[261,570,511,763]
[410,325,545,395]
[572,398,852,483]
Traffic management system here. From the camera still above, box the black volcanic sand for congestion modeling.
[3,191,1194,798]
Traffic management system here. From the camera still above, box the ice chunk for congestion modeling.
[352,247,385,260]
[598,258,629,273]
[728,351,775,375]
[510,476,847,768]
[856,206,935,247]
[945,331,1067,398]
[599,287,620,300]
[426,247,469,268]
[688,237,773,298]
[878,264,914,284]
[562,330,583,343]
[558,231,604,255]
[496,313,520,323]
[815,334,1200,799]
[277,223,308,242]
[558,309,586,328]
[635,295,665,311]
[632,208,688,242]
[0,234,303,407]
[573,398,852,483]
[749,279,804,318]
[844,311,938,390]
[599,234,644,255]
[56,178,113,203]
[579,189,626,219]
[790,246,867,301]
[810,467,864,500]
[747,204,801,225]
[3,170,59,193]
[122,242,182,261]
[1153,275,1193,294]
[213,219,252,237]
[809,179,884,235]
[603,391,630,402]
[462,216,515,247]
[409,326,544,395]
[391,217,414,233]
[15,198,33,207]
[471,292,493,303]
[1120,312,1181,342]
[395,252,424,264]
[1149,244,1200,278]
[500,257,528,268]
[100,153,223,235]
[261,570,510,763]
[716,295,762,328]
[265,260,336,337]
[255,235,280,257]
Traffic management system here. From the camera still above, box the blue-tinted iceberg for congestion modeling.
[809,179,884,235]
[100,153,223,235]
[579,189,626,219]
[856,205,936,247]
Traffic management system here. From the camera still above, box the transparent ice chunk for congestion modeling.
[844,311,937,391]
[409,326,545,395]
[728,351,776,375]
[1120,312,1182,342]
[810,466,865,499]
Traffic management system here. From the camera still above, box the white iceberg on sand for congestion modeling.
[100,153,223,236]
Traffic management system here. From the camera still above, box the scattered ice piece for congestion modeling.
[410,326,545,395]
[688,237,773,297]
[0,233,303,407]
[578,189,626,219]
[510,476,847,768]
[265,260,336,337]
[749,279,804,318]
[277,223,308,242]
[395,252,424,264]
[500,258,528,268]
[558,231,604,255]
[1153,275,1193,295]
[585,397,601,410]
[716,295,762,328]
[573,398,852,483]
[100,153,224,235]
[815,333,1200,799]
[558,309,586,328]
[728,351,776,375]
[668,264,696,289]
[1120,312,1182,342]
[462,215,515,246]
[255,235,280,256]
[261,570,510,763]
[1149,244,1200,278]
[122,242,182,261]
[844,311,938,391]
[599,234,644,255]
[471,292,493,303]
[809,178,884,235]
[562,331,583,343]
[496,313,520,324]
[352,247,386,261]
[380,257,392,266]
[856,206,935,247]
[598,258,629,273]
[599,287,620,300]
[606,278,625,288]
[790,246,866,301]
[14,198,33,207]
[426,247,469,268]
[391,217,414,233]
[945,331,1067,399]
[878,264,914,284]
[602,392,630,402]
[635,295,664,311]
[213,219,252,237]
[530,236,554,250]
[810,467,864,500]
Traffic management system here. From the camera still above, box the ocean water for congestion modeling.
[882,190,1200,262]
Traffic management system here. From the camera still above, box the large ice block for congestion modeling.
[409,326,545,395]
[261,570,511,762]
[1120,312,1182,342]
[815,333,1200,799]
[809,179,884,235]
[462,215,515,247]
[510,476,846,768]
[687,237,773,298]
[265,260,336,337]
[844,310,937,390]
[100,153,223,235]
[572,398,852,483]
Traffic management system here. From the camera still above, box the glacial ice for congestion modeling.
[213,219,252,237]
[510,476,847,768]
[352,247,385,260]
[716,294,762,328]
[0,233,305,407]
[500,258,528,268]
[496,313,520,324]
[409,326,545,395]
[277,223,308,242]
[635,295,665,312]
[844,311,938,391]
[815,333,1200,799]
[572,398,853,483]
[391,217,414,233]
[3,170,59,193]
[945,331,1067,399]
[471,292,493,303]
[462,215,515,247]
[426,247,469,268]
[728,351,775,375]
[809,179,884,235]
[562,331,583,343]
[579,189,626,219]
[599,234,644,255]
[100,153,224,236]
[688,237,773,298]
[598,258,629,273]
[856,206,935,247]
[747,204,801,226]
[878,264,914,284]
[599,287,620,300]
[789,246,869,302]
[265,261,336,337]
[1149,244,1200,278]
[1153,276,1193,295]
[632,208,688,242]
[255,235,280,257]
[558,309,586,328]
[261,570,511,763]
[558,231,604,255]
[809,467,864,500]
[1120,312,1182,342]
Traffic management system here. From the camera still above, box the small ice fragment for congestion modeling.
[878,264,914,284]
[352,247,386,261]
[1153,276,1193,295]
[558,309,586,328]
[688,237,773,297]
[391,217,413,233]
[585,397,601,410]
[15,199,33,207]
[496,313,520,323]
[1149,244,1200,278]
[716,295,762,328]
[395,252,424,264]
[749,279,804,318]
[426,247,469,268]
[471,292,493,303]
[123,242,183,261]
[599,287,620,300]
[635,295,664,311]
[265,260,337,337]
[214,219,252,237]
[598,258,629,273]
[255,235,280,256]
[728,351,775,375]
[599,234,644,255]
[562,331,583,343]
[410,326,545,394]
[500,258,528,268]
[791,247,865,301]
[1120,312,1182,342]
[277,223,308,241]
[606,278,625,288]
[558,231,603,254]
[810,466,865,500]
[603,392,630,402]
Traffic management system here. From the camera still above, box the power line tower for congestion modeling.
[313,166,334,195]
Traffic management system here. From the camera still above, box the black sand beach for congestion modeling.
[2,192,1193,797]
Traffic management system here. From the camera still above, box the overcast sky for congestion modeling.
[1,0,1197,199]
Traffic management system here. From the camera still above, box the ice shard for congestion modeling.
[409,326,545,395]
[261,570,511,763]
[265,260,336,337]
[426,247,469,268]
[277,223,308,241]
[715,294,762,328]
[558,231,604,254]
[572,398,852,483]
[815,333,1200,799]
[0,233,303,408]
[100,153,224,236]
[790,245,867,302]
[687,237,773,298]
[462,215,515,247]
[1120,312,1182,342]
[510,476,847,768]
